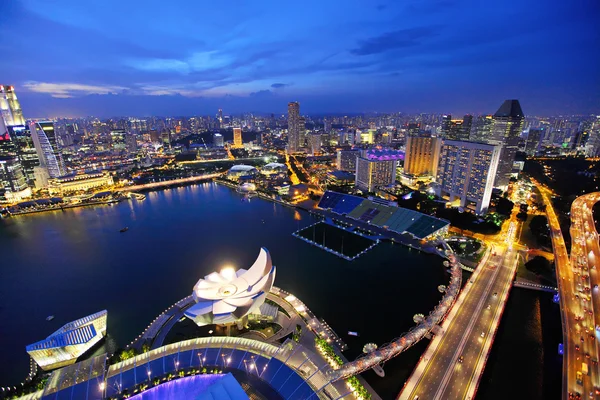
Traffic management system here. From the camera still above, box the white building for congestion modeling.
[27,310,107,370]
[435,140,501,214]
[355,157,396,192]
[185,248,276,328]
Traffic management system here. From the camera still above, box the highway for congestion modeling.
[568,192,600,398]
[399,242,518,400]
[536,183,600,399]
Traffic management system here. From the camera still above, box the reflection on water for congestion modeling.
[0,183,445,391]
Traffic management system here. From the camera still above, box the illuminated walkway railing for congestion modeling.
[327,241,462,381]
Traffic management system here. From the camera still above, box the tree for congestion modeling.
[517,212,528,221]
[525,256,553,275]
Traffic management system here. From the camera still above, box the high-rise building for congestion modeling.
[441,115,452,137]
[462,114,473,139]
[0,85,26,127]
[30,121,66,178]
[403,134,442,177]
[336,149,360,172]
[213,133,224,147]
[435,140,501,215]
[324,118,332,133]
[525,128,544,156]
[0,118,30,201]
[307,133,321,155]
[126,133,138,153]
[445,119,466,140]
[469,115,494,142]
[490,100,524,189]
[233,127,243,148]
[355,152,397,192]
[110,130,127,151]
[287,102,302,153]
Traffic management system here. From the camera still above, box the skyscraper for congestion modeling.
[525,128,544,156]
[490,100,524,189]
[436,140,501,215]
[307,133,321,155]
[213,133,224,147]
[0,85,26,127]
[403,134,442,178]
[233,127,243,148]
[469,115,494,142]
[0,118,30,201]
[287,102,302,153]
[30,121,66,178]
[462,114,473,139]
[337,149,360,172]
[355,151,398,192]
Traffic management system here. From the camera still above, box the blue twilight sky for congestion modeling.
[1,0,598,117]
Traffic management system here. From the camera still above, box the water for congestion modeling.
[0,183,447,394]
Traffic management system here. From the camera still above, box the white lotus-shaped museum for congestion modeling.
[184,248,276,326]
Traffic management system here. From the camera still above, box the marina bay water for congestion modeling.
[0,183,447,391]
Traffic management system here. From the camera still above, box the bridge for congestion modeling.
[114,172,222,192]
[326,239,463,381]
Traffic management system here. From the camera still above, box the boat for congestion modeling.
[46,315,55,321]
[348,331,359,337]
[120,227,129,233]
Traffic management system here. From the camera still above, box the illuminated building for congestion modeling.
[260,162,287,176]
[307,133,321,155]
[8,125,40,184]
[110,130,127,151]
[0,119,30,201]
[0,85,25,127]
[355,150,402,192]
[185,248,276,327]
[336,149,359,172]
[287,102,303,153]
[435,140,501,214]
[226,165,258,181]
[26,310,107,370]
[469,115,494,142]
[126,132,138,153]
[232,127,243,148]
[359,130,374,144]
[490,100,524,189]
[525,128,544,156]
[213,133,224,147]
[30,121,66,178]
[47,171,114,195]
[403,133,442,181]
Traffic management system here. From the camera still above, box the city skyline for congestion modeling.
[1,0,599,118]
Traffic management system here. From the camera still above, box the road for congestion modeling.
[568,192,600,398]
[399,242,518,400]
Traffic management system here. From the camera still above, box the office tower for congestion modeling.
[324,118,332,133]
[381,132,392,144]
[585,117,600,157]
[30,121,66,178]
[233,127,243,148]
[307,133,321,155]
[0,118,30,201]
[213,133,224,147]
[441,115,452,136]
[525,128,543,156]
[287,102,302,153]
[336,149,360,171]
[218,109,223,126]
[355,154,397,192]
[0,85,26,127]
[469,115,494,142]
[490,100,524,189]
[407,123,421,136]
[445,119,470,141]
[126,133,138,153]
[403,134,442,177]
[436,140,501,215]
[462,115,473,139]
[161,130,171,147]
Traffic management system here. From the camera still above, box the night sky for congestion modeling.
[1,0,598,117]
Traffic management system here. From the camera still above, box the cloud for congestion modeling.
[271,83,289,89]
[350,26,440,55]
[23,81,128,98]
